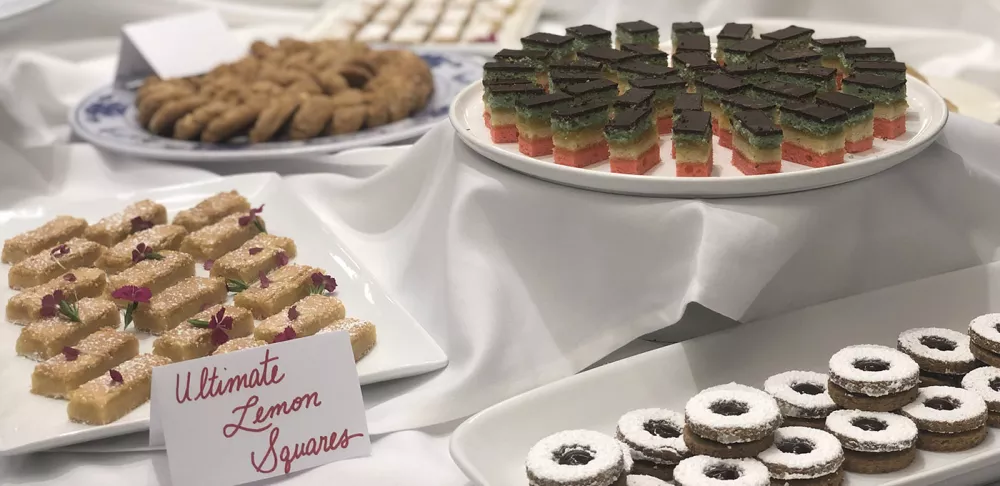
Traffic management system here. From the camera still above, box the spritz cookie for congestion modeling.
[8,238,106,289]
[673,456,769,486]
[108,250,195,307]
[899,386,988,452]
[83,199,167,246]
[180,211,264,261]
[962,366,1000,427]
[764,371,839,429]
[132,276,227,334]
[172,190,251,232]
[526,430,628,486]
[616,408,688,481]
[2,215,88,264]
[68,353,173,425]
[16,298,119,361]
[898,327,979,387]
[967,314,1000,368]
[828,344,919,411]
[234,265,322,319]
[153,305,254,361]
[6,268,108,324]
[825,410,917,474]
[30,329,139,399]
[684,384,782,458]
[96,224,188,275]
[757,426,844,485]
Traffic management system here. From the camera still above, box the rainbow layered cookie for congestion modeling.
[673,51,720,85]
[671,110,713,177]
[68,353,172,425]
[715,22,753,65]
[779,103,849,167]
[564,78,618,106]
[317,318,378,362]
[172,191,250,232]
[549,58,602,77]
[721,95,777,149]
[616,20,658,48]
[842,73,907,139]
[8,238,106,290]
[96,224,187,275]
[817,91,875,153]
[811,36,866,74]
[7,268,108,324]
[674,34,711,55]
[724,61,779,85]
[108,250,196,307]
[670,21,703,52]
[3,216,88,264]
[31,329,138,399]
[760,25,814,51]
[776,65,837,93]
[722,39,775,66]
[613,88,654,114]
[180,213,264,261]
[551,101,611,168]
[615,61,677,91]
[133,276,228,334]
[83,200,167,247]
[621,43,669,66]
[548,72,603,93]
[695,74,746,146]
[631,75,687,134]
[577,46,639,84]
[605,106,660,175]
[494,49,551,87]
[16,298,120,361]
[839,47,895,76]
[483,82,544,142]
[566,24,612,51]
[766,49,822,68]
[233,264,321,319]
[483,61,537,86]
[210,232,297,283]
[254,294,346,343]
[153,304,254,361]
[730,110,783,175]
[751,81,816,108]
[673,93,703,115]
[515,92,574,156]
[521,32,575,62]
[854,61,907,80]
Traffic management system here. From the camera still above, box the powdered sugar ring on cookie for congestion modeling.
[828,344,919,396]
[673,456,770,486]
[616,408,689,464]
[618,440,634,473]
[900,386,988,433]
[757,426,844,480]
[626,475,672,486]
[969,314,1000,354]
[685,386,782,444]
[962,366,1000,410]
[898,328,978,373]
[825,410,917,453]
[763,371,838,419]
[526,430,625,486]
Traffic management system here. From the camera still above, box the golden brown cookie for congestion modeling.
[249,95,303,143]
[364,99,390,128]
[330,89,365,108]
[250,40,275,58]
[289,95,336,140]
[339,64,372,88]
[137,87,193,126]
[148,96,207,135]
[317,69,349,95]
[286,78,323,95]
[202,102,264,143]
[329,105,367,135]
[173,101,230,141]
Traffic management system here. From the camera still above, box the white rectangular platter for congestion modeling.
[0,172,447,455]
[451,261,1000,486]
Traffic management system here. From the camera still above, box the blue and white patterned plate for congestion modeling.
[71,52,483,162]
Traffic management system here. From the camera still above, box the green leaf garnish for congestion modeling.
[188,318,210,328]
[226,278,249,293]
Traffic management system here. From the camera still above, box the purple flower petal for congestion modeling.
[259,271,270,289]
[248,247,263,256]
[275,251,289,267]
[203,259,214,271]
[62,346,79,361]
[109,369,124,384]
[287,305,299,321]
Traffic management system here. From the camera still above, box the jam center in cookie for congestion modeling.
[705,464,742,480]
[709,400,750,417]
[851,417,888,432]
[852,358,890,372]
[791,382,824,395]
[990,378,1000,392]
[643,419,682,438]
[924,396,959,411]
[919,335,957,352]
[777,437,815,455]
[555,446,595,466]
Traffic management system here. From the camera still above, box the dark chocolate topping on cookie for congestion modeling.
[631,75,686,89]
[782,103,848,124]
[549,58,602,72]
[673,51,715,67]
[617,20,657,34]
[614,88,654,107]
[494,49,550,61]
[812,35,866,47]
[553,101,609,119]
[486,84,545,95]
[519,92,573,108]
[673,93,703,112]
[779,65,836,79]
[842,73,906,90]
[842,46,896,59]
[733,110,781,136]
[724,62,779,76]
[607,106,652,130]
[482,79,535,88]
[696,74,745,93]
[723,94,776,112]
[617,61,677,76]
[549,72,603,85]
[718,22,753,40]
[854,60,907,72]
[673,110,711,134]
[622,43,669,58]
[767,49,822,63]
[815,92,874,113]
[675,34,711,52]
[521,32,573,47]
[566,24,611,38]
[761,25,815,41]
[672,21,704,34]
[578,46,639,63]
[754,81,816,99]
[483,61,536,73]
[724,38,776,54]
[565,78,617,95]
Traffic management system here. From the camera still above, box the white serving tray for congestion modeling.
[451,261,1000,486]
[0,172,447,455]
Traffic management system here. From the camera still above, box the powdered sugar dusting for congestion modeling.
[673,456,769,486]
[962,367,1000,410]
[828,344,919,396]
[685,386,781,444]
[898,327,976,364]
[616,408,688,464]
[757,426,843,480]
[525,430,624,485]
[763,371,838,419]
[969,314,1000,344]
[900,386,987,432]
[825,410,917,453]
[625,475,672,486]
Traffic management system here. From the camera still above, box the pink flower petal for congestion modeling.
[109,369,124,384]
[203,259,214,271]
[248,247,263,255]
[62,346,80,361]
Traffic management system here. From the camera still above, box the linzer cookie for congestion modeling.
[616,20,658,48]
[8,238,106,290]
[16,298,120,361]
[723,39,775,66]
[779,103,848,168]
[83,200,167,247]
[132,276,227,334]
[521,32,575,62]
[816,92,875,153]
[551,101,610,168]
[826,410,917,474]
[179,212,265,261]
[152,305,254,362]
[210,233,297,284]
[730,110,782,176]
[605,106,660,175]
[684,384,782,459]
[673,456,769,486]
[6,268,108,324]
[827,344,920,412]
[900,386,988,452]
[616,409,689,481]
[31,329,139,399]
[760,25,814,51]
[751,81,816,107]
[566,24,612,52]
[316,317,377,362]
[670,22,703,51]
[811,36,866,73]
[621,44,669,66]
[108,250,195,307]
[515,92,574,156]
[715,22,753,64]
[625,476,669,486]
[631,76,687,134]
[968,313,1000,367]
[233,264,322,319]
[777,65,837,93]
[897,327,980,387]
[96,224,187,275]
[68,353,172,425]
[764,371,839,429]
[962,366,1000,427]
[3,215,88,264]
[757,427,844,485]
[694,74,746,139]
[172,190,250,232]
[841,73,907,139]
[483,83,545,142]
[526,430,627,486]
[672,110,712,177]
[839,47,895,76]
[720,95,777,149]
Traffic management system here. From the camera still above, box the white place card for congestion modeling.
[114,11,244,87]
[150,331,371,486]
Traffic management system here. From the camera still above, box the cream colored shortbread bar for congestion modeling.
[31,329,138,399]
[254,294,346,343]
[96,225,188,275]
[67,353,172,425]
[6,268,108,324]
[234,264,321,319]
[180,213,264,261]
[317,317,377,362]
[133,276,227,334]
[2,216,88,264]
[83,200,168,247]
[212,335,268,355]
[16,298,120,361]
[172,191,251,232]
[8,238,106,289]
[210,233,297,283]
[153,304,254,361]
[108,251,195,307]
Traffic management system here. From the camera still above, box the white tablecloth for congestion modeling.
[6,1,1000,485]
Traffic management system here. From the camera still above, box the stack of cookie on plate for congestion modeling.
[524,316,1000,486]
